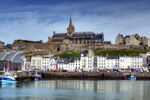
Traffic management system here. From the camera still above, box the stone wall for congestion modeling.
[13,41,149,54]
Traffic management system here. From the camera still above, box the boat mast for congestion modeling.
[7,60,10,72]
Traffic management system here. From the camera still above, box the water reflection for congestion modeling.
[0,84,16,88]
[0,80,150,100]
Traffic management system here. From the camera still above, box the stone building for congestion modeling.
[141,36,148,46]
[130,34,141,46]
[125,35,130,45]
[115,33,124,45]
[48,18,104,45]
[116,34,148,46]
[0,41,5,50]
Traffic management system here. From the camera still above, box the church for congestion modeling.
[48,18,104,45]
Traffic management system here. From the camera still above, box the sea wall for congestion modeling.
[1,71,149,81]
[41,72,150,80]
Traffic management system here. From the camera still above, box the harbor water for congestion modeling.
[0,80,150,100]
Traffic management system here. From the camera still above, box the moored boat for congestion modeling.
[0,72,17,85]
[0,61,17,85]
[32,70,42,81]
[128,75,137,80]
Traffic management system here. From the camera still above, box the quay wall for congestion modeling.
[41,72,150,80]
[1,71,150,80]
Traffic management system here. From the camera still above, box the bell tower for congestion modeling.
[67,18,75,37]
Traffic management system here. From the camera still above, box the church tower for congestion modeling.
[67,18,75,37]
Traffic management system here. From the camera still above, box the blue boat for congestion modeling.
[128,75,137,80]
[0,72,17,85]
[0,62,17,85]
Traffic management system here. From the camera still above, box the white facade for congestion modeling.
[31,56,42,69]
[105,58,119,69]
[97,57,106,69]
[31,55,57,70]
[80,56,95,71]
[119,57,132,68]
[97,57,119,69]
[96,56,143,70]
[41,57,51,70]
[131,57,143,68]
[30,55,144,71]
[49,58,58,70]
[58,59,80,72]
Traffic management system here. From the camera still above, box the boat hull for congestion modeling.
[128,75,137,80]
[128,77,137,80]
[34,77,42,81]
[0,78,17,85]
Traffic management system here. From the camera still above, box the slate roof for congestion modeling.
[125,35,130,38]
[52,32,103,39]
[52,33,67,38]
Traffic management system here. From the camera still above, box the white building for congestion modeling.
[68,59,80,71]
[31,56,42,69]
[49,58,58,70]
[97,56,120,69]
[97,57,106,69]
[59,55,144,72]
[57,58,80,72]
[105,56,119,69]
[80,54,95,71]
[96,56,143,70]
[130,57,143,68]
[30,53,144,72]
[31,55,55,70]
[119,57,132,69]
[41,57,51,70]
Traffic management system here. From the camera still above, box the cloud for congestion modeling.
[0,0,150,44]
[0,17,51,44]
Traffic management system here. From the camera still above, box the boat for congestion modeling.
[0,61,17,85]
[0,71,17,85]
[32,70,42,81]
[128,75,137,80]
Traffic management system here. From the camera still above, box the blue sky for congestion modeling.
[0,0,150,44]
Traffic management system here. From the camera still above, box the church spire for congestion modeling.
[69,17,73,26]
[67,17,75,37]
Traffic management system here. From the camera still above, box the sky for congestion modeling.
[0,0,150,44]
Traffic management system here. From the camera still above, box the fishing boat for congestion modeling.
[0,61,17,85]
[32,70,42,81]
[0,72,17,85]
